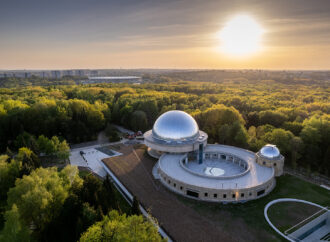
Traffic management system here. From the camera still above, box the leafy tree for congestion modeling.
[40,194,99,242]
[100,175,116,212]
[37,135,56,154]
[16,147,40,174]
[231,121,249,147]
[218,124,230,144]
[55,139,70,160]
[6,166,83,232]
[14,132,38,153]
[0,155,21,198]
[37,135,70,160]
[300,125,321,145]
[258,110,288,127]
[299,115,330,170]
[105,123,120,142]
[290,136,303,169]
[79,210,164,242]
[282,121,303,136]
[131,110,148,132]
[263,128,294,156]
[137,100,158,125]
[196,104,245,144]
[80,175,103,211]
[256,125,275,139]
[0,204,30,242]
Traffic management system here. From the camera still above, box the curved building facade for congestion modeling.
[144,110,284,203]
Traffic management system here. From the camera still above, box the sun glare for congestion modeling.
[219,15,264,56]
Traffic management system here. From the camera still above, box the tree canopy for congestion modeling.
[79,210,164,242]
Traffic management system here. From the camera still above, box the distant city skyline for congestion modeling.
[1,0,330,70]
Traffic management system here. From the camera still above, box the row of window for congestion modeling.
[163,174,269,200]
[262,161,278,166]
[205,153,233,161]
[164,176,183,190]
[203,192,252,199]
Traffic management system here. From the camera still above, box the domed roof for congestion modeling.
[259,144,280,159]
[152,110,199,141]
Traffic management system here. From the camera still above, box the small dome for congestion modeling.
[152,110,199,141]
[260,144,280,159]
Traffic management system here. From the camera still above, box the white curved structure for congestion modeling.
[264,198,329,241]
[144,110,284,202]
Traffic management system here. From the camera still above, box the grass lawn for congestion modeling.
[177,174,330,241]
[267,201,326,233]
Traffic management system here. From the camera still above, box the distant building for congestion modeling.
[51,71,61,78]
[35,71,49,78]
[62,70,74,76]
[75,70,85,76]
[84,76,142,84]
[90,70,99,76]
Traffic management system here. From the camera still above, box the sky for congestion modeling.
[0,0,330,70]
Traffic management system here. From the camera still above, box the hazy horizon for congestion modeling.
[1,0,330,70]
[1,68,330,72]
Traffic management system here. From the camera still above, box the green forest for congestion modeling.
[0,71,329,241]
[0,73,329,174]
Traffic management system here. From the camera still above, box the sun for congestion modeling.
[219,15,264,56]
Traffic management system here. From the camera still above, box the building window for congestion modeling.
[241,193,244,198]
[221,154,226,160]
[174,183,176,187]
[257,189,265,196]
[214,194,217,198]
[180,186,183,190]
[204,193,208,197]
[263,161,266,165]
[223,194,227,199]
[274,163,277,166]
[249,192,252,196]
[186,190,199,198]
[232,194,235,199]
[168,180,171,184]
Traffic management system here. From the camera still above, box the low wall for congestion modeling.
[179,154,250,180]
[158,165,275,203]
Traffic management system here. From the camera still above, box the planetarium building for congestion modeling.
[144,110,284,203]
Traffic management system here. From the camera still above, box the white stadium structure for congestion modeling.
[144,110,284,202]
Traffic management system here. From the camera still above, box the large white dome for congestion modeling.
[152,110,199,141]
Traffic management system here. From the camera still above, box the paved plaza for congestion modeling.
[69,143,122,177]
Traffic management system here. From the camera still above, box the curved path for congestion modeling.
[264,198,329,242]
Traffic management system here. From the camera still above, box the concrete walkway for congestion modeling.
[69,141,122,177]
[112,124,134,134]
